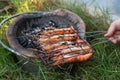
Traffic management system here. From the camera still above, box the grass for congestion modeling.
[0,0,120,80]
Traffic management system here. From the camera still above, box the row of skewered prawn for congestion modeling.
[32,25,93,66]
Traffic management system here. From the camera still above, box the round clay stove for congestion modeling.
[6,9,94,68]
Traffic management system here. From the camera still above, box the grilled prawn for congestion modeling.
[42,40,84,51]
[38,33,79,44]
[41,26,76,36]
[52,50,93,66]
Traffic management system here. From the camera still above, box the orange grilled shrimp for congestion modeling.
[60,46,90,54]
[41,26,76,36]
[42,40,84,51]
[42,41,74,51]
[52,49,93,66]
[49,44,89,55]
[38,33,79,44]
[52,45,91,56]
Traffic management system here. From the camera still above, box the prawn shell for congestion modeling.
[52,51,93,66]
[38,33,79,44]
[52,46,91,61]
[55,46,91,56]
[42,41,75,51]
[42,39,84,52]
[41,26,76,36]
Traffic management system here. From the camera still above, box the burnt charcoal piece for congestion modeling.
[24,28,41,35]
[42,52,48,54]
[31,24,39,28]
[48,20,58,27]
[26,39,33,48]
[40,24,47,30]
[71,42,76,45]
[17,37,28,47]
[31,29,41,34]
[41,27,46,30]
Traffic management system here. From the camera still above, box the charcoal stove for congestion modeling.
[0,9,93,72]
[6,9,86,58]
